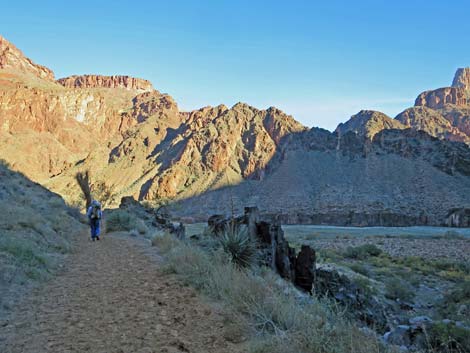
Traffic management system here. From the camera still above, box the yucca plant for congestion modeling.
[219,225,258,268]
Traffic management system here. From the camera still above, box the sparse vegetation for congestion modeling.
[0,237,47,268]
[345,244,382,259]
[438,281,470,323]
[349,262,370,276]
[0,162,84,314]
[385,277,415,301]
[156,234,391,353]
[427,322,470,353]
[219,226,258,268]
[90,180,115,208]
[105,210,136,232]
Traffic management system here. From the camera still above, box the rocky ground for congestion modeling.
[0,233,245,353]
[297,236,470,262]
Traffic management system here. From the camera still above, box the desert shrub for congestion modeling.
[316,248,342,263]
[136,220,148,235]
[446,281,470,303]
[158,236,391,353]
[398,256,469,280]
[349,262,370,276]
[385,277,415,301]
[427,322,470,353]
[219,226,258,268]
[432,259,470,274]
[151,231,177,251]
[345,244,382,259]
[105,210,136,232]
[438,281,470,323]
[354,276,377,297]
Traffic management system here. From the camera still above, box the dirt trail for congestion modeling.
[0,233,245,353]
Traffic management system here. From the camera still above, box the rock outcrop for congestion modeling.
[415,87,468,109]
[445,208,470,227]
[335,110,406,139]
[395,106,470,143]
[57,75,154,91]
[207,207,317,292]
[0,35,54,81]
[452,67,470,90]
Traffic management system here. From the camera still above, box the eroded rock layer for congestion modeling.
[57,75,154,91]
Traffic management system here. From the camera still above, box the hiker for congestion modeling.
[87,200,102,241]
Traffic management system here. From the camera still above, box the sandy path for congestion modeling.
[0,233,245,353]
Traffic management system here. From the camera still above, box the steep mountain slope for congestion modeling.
[335,110,406,139]
[171,128,470,225]
[0,35,161,182]
[0,35,54,80]
[0,160,84,316]
[336,68,470,144]
[0,35,469,226]
[47,100,306,204]
[395,106,469,142]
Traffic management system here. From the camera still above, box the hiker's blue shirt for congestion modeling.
[86,206,102,238]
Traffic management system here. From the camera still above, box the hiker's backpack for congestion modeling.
[91,205,101,220]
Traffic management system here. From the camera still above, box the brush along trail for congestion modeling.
[0,233,245,353]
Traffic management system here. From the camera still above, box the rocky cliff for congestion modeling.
[1,35,470,226]
[414,87,467,109]
[395,106,469,143]
[452,67,470,90]
[57,75,154,91]
[0,35,54,81]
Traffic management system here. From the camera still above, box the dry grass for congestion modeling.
[155,234,394,353]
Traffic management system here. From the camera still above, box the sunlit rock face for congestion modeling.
[415,87,467,110]
[0,35,54,80]
[452,67,470,90]
[1,34,470,226]
[57,75,154,92]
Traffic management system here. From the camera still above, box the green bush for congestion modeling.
[105,210,136,232]
[385,277,414,301]
[219,226,258,268]
[344,244,382,259]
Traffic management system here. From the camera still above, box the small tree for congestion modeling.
[75,171,114,209]
[75,171,92,209]
[90,180,114,208]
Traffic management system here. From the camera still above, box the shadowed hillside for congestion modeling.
[0,160,84,317]
[1,34,470,226]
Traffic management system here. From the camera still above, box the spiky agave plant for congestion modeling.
[219,225,258,268]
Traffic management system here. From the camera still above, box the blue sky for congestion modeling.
[2,0,469,130]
